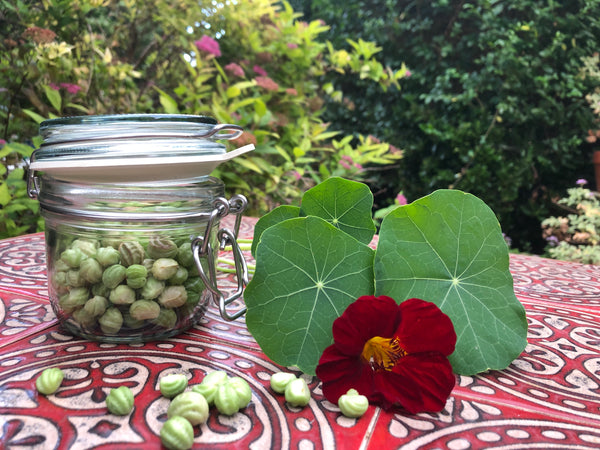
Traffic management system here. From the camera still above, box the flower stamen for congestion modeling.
[361,336,406,371]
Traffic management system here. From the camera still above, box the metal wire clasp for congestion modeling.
[191,194,249,321]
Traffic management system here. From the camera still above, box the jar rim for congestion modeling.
[40,114,218,129]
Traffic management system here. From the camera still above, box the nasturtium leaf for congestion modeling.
[300,177,376,244]
[251,205,300,258]
[244,216,375,375]
[374,190,527,375]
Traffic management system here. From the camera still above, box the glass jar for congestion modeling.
[27,114,251,343]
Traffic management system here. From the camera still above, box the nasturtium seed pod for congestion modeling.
[102,264,126,289]
[142,258,155,271]
[151,308,177,328]
[72,307,95,327]
[96,246,120,267]
[177,242,194,268]
[158,286,188,308]
[184,277,205,296]
[129,300,161,320]
[59,287,89,313]
[83,295,109,317]
[214,382,240,416]
[119,241,145,266]
[141,277,165,300]
[126,264,148,289]
[160,373,188,398]
[60,248,86,268]
[54,259,71,272]
[105,385,134,415]
[91,282,110,299]
[98,307,123,334]
[191,370,228,405]
[66,269,86,287]
[160,416,194,450]
[148,236,179,259]
[79,258,103,284]
[152,258,179,281]
[35,367,64,395]
[270,372,297,394]
[227,377,252,409]
[338,389,369,418]
[167,391,209,425]
[284,378,311,407]
[123,312,145,329]
[109,285,136,305]
[70,239,98,257]
[168,267,188,285]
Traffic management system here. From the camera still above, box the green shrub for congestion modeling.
[292,0,600,253]
[0,0,406,236]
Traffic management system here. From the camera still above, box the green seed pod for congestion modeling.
[70,239,98,257]
[72,307,95,327]
[160,416,194,450]
[167,391,209,425]
[151,308,177,328]
[119,241,145,267]
[35,367,64,395]
[102,264,127,289]
[177,242,194,268]
[338,389,369,418]
[168,267,188,285]
[152,258,179,281]
[126,264,148,289]
[227,377,252,409]
[142,258,155,271]
[99,307,123,334]
[214,382,240,416]
[123,312,145,329]
[54,259,71,272]
[65,269,86,287]
[59,287,89,313]
[105,385,134,415]
[158,286,188,308]
[60,248,86,268]
[284,378,311,407]
[141,277,165,300]
[148,236,179,259]
[159,373,188,398]
[270,372,297,394]
[109,285,136,305]
[184,276,205,295]
[129,299,160,320]
[51,270,67,289]
[91,282,111,298]
[96,246,120,267]
[83,295,109,317]
[79,258,103,284]
[191,370,228,405]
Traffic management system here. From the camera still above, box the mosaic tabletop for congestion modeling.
[1,216,600,449]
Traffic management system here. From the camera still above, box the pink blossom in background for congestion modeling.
[405,70,412,77]
[255,76,279,91]
[292,171,301,181]
[225,62,245,77]
[340,160,352,170]
[48,83,60,90]
[60,83,81,94]
[285,88,298,96]
[195,35,221,57]
[287,43,298,49]
[253,65,268,76]
[0,139,6,146]
[396,193,408,205]
[576,178,588,186]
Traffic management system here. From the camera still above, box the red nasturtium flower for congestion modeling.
[315,296,456,414]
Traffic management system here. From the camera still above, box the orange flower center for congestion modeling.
[361,336,406,371]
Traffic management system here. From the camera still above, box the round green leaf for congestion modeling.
[245,216,375,375]
[250,205,300,258]
[300,177,376,244]
[374,190,527,375]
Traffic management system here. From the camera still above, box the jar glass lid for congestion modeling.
[29,114,254,183]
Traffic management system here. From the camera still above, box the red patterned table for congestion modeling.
[1,216,600,449]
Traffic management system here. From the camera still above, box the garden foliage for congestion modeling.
[291,0,600,252]
[0,0,406,237]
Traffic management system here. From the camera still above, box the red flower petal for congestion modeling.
[316,345,377,402]
[331,296,401,356]
[395,298,456,356]
[374,353,456,413]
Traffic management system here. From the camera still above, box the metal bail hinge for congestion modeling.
[191,194,249,321]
